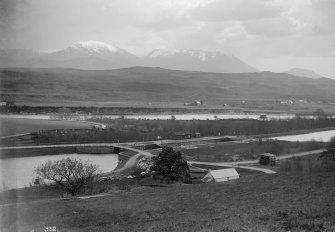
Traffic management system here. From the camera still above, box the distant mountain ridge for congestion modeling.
[143,49,257,73]
[1,67,335,107]
[285,68,323,79]
[0,40,257,73]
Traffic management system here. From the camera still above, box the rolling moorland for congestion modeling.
[1,67,335,109]
[0,118,92,137]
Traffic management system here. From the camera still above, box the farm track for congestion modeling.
[189,148,328,174]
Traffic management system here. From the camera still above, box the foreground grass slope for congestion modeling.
[1,67,335,107]
[1,172,334,232]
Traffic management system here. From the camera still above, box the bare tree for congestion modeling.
[35,158,101,196]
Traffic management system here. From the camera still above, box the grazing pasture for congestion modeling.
[181,140,326,162]
[0,118,92,137]
[1,172,334,232]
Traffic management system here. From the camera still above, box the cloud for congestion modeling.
[134,4,196,32]
[273,0,335,36]
[0,0,334,76]
[192,0,283,21]
[242,18,296,37]
[0,0,30,48]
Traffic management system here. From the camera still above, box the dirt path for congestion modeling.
[189,148,327,174]
[114,152,154,173]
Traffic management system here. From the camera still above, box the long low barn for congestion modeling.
[202,168,239,183]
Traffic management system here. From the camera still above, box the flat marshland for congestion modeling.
[2,117,335,147]
[0,118,92,137]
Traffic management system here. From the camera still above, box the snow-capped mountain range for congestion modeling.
[143,48,257,73]
[0,40,258,72]
[50,41,131,58]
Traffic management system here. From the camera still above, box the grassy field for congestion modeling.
[0,118,93,137]
[1,171,334,232]
[181,140,327,162]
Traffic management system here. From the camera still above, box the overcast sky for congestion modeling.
[1,0,334,77]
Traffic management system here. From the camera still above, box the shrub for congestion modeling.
[35,158,101,196]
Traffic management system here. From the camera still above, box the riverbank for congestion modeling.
[112,150,139,172]
[2,112,335,121]
[0,146,121,159]
[0,105,290,116]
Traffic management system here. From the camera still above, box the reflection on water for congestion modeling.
[270,130,335,142]
[0,154,118,191]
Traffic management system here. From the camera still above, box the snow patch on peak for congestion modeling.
[148,49,178,58]
[147,48,228,61]
[180,49,224,61]
[69,40,124,54]
[38,49,59,54]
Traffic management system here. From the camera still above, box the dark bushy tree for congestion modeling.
[35,158,101,196]
[317,137,335,171]
[151,147,191,183]
[328,136,335,150]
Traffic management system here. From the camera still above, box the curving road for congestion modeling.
[188,148,327,174]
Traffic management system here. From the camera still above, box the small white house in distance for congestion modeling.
[92,124,107,130]
[201,168,239,183]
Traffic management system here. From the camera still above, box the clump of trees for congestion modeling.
[317,136,335,171]
[150,147,191,183]
[34,158,101,196]
[50,107,81,120]
[132,147,191,184]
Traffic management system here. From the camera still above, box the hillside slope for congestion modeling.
[1,67,335,106]
[286,68,323,79]
[1,172,334,231]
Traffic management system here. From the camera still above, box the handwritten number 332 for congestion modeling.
[44,227,56,232]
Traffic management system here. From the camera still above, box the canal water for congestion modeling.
[0,154,119,191]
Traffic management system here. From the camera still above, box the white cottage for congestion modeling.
[201,168,239,183]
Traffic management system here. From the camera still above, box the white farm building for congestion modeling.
[201,168,239,183]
